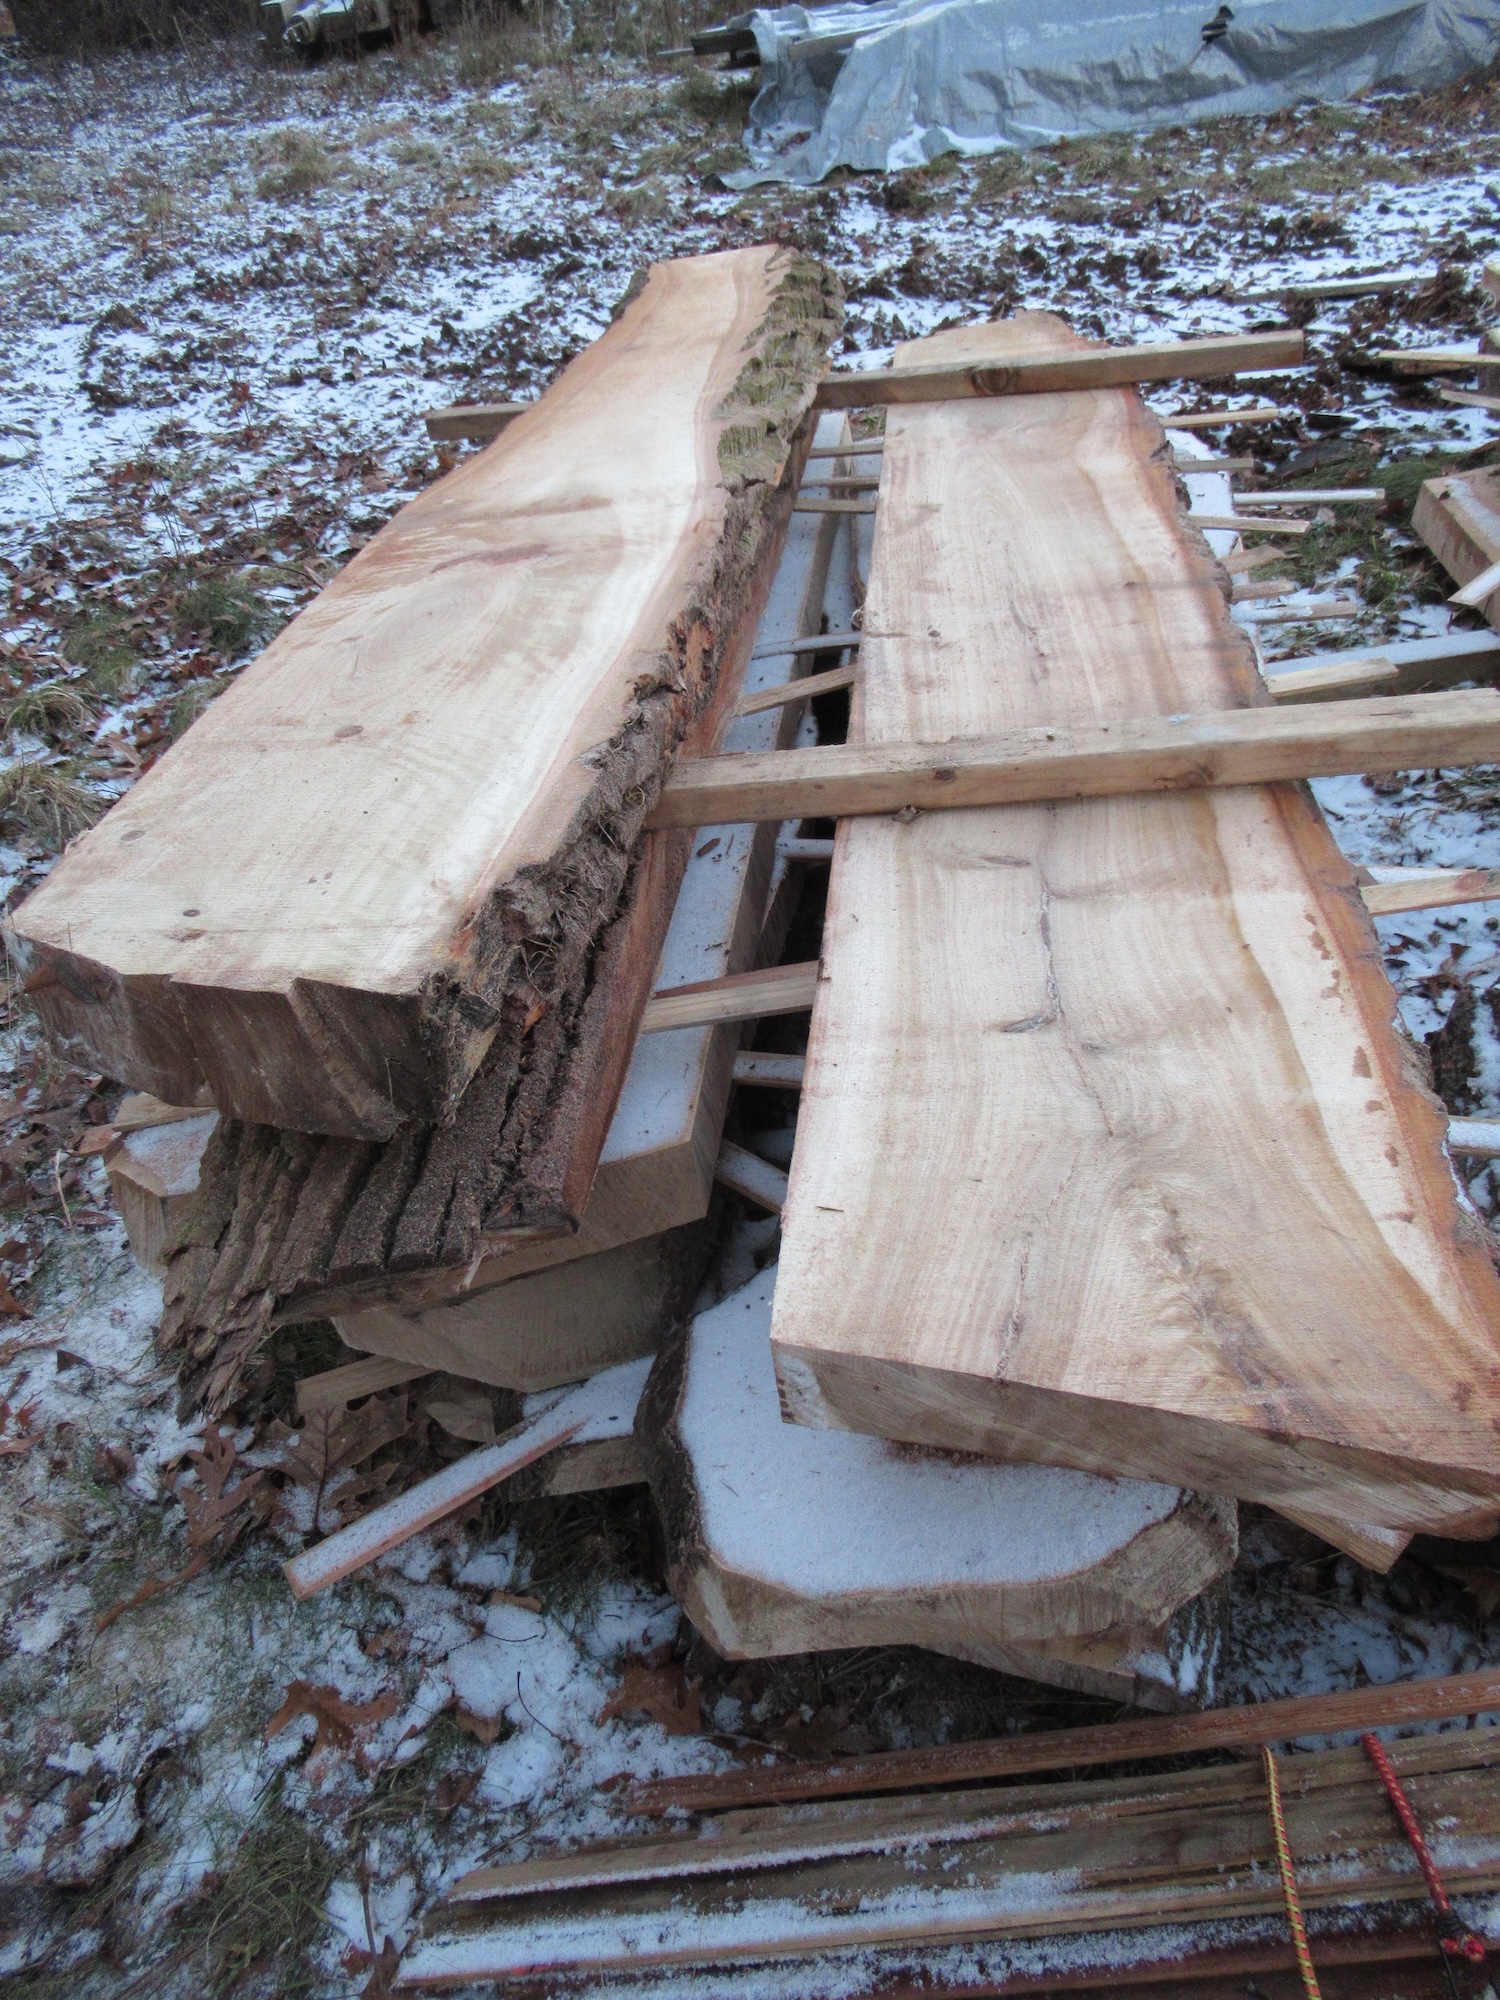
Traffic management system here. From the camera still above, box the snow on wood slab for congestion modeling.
[8,246,838,1143]
[1414,467,1500,632]
[635,1269,1235,1711]
[284,1354,652,1597]
[104,1110,218,1277]
[769,312,1500,1540]
[646,689,1500,829]
[396,1729,1500,1985]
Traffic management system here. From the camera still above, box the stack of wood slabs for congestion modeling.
[1413,465,1500,626]
[636,1266,1236,1708]
[770,313,1500,1544]
[38,249,838,1413]
[395,1726,1500,1987]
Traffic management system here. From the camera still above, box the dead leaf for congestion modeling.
[265,1681,399,1755]
[488,1589,542,1613]
[96,1550,210,1633]
[268,1391,414,1534]
[74,1127,117,1156]
[0,1282,30,1319]
[0,1397,41,1454]
[433,1769,480,1814]
[360,1937,403,1998]
[599,1660,702,1737]
[93,1441,136,1483]
[453,1708,507,1747]
[1434,1562,1500,1621]
[172,1424,268,1554]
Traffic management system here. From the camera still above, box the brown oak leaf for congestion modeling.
[599,1660,702,1737]
[264,1681,400,1755]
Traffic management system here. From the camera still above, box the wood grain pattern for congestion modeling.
[1413,467,1500,632]
[769,313,1500,1538]
[647,689,1500,827]
[10,248,838,1142]
[814,332,1304,409]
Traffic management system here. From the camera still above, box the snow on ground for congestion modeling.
[2,24,1500,1997]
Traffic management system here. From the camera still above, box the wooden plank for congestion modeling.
[1189,514,1311,535]
[456,1729,1499,1905]
[104,1110,218,1276]
[1230,576,1296,601]
[1231,489,1382,507]
[636,1268,1233,1713]
[1439,385,1500,413]
[283,1355,651,1598]
[421,400,528,442]
[1263,657,1398,701]
[1233,271,1432,303]
[732,1051,806,1088]
[801,474,880,490]
[713,1139,788,1212]
[640,960,820,1034]
[1238,596,1360,621]
[8,248,837,1144]
[1376,345,1500,374]
[647,689,1500,829]
[734,662,857,716]
[803,440,884,458]
[813,332,1304,410]
[1448,1117,1500,1158]
[405,1737,1500,1983]
[1412,468,1500,636]
[1162,405,1287,429]
[1451,554,1500,607]
[628,1668,1500,1816]
[296,1354,429,1415]
[1272,630,1500,694]
[1359,866,1500,916]
[1173,455,1256,472]
[766,313,1500,1540]
[779,836,835,862]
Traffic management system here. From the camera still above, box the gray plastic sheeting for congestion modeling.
[723,0,1500,185]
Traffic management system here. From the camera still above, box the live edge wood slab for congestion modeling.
[8,246,838,1145]
[769,313,1500,1541]
[130,250,840,1414]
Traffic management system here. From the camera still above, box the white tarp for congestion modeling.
[723,0,1500,184]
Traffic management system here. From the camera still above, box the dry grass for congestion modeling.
[0,764,105,847]
[4,685,94,744]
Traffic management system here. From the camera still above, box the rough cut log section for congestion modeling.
[770,313,1500,1539]
[140,249,840,1414]
[637,1269,1237,1711]
[8,245,839,1143]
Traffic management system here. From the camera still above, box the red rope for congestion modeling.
[1263,1744,1323,2000]
[1361,1731,1486,1964]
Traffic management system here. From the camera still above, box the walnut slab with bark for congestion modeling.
[9,246,838,1145]
[770,313,1500,1539]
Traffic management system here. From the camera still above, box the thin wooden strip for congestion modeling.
[1233,271,1433,303]
[714,1139,789,1212]
[1173,456,1256,472]
[626,1666,1500,1816]
[296,1355,429,1416]
[804,440,885,458]
[1237,597,1362,621]
[647,690,1500,830]
[793,496,878,514]
[1378,346,1500,374]
[1449,1118,1500,1158]
[1359,866,1500,916]
[815,333,1305,410]
[735,662,857,716]
[780,836,835,862]
[749,629,862,660]
[1234,489,1382,507]
[1190,514,1311,536]
[1451,555,1500,607]
[1264,658,1398,701]
[283,1399,586,1599]
[1440,386,1500,413]
[447,1729,1500,1908]
[732,1052,806,1088]
[421,401,528,442]
[1163,405,1288,429]
[801,474,881,491]
[640,961,820,1034]
[1231,576,1297,601]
